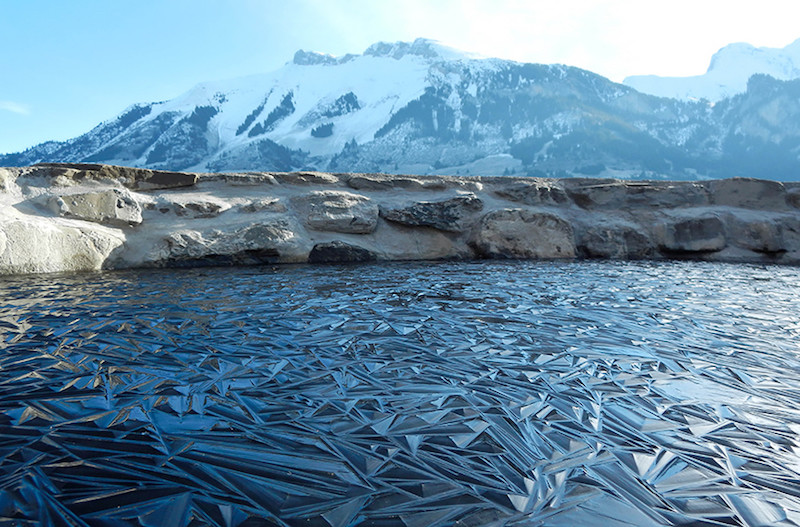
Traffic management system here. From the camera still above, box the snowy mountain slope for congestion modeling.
[4,38,800,181]
[624,39,800,102]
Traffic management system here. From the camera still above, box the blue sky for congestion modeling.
[2,0,799,154]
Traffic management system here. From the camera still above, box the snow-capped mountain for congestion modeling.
[4,38,800,181]
[624,39,800,102]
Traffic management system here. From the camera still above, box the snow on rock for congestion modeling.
[624,38,800,102]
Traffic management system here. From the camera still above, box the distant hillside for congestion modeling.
[4,38,800,181]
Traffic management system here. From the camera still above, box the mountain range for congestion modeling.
[4,38,800,181]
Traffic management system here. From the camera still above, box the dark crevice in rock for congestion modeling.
[164,248,280,268]
[308,241,377,264]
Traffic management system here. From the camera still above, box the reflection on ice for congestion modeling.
[0,260,799,525]
[654,378,751,406]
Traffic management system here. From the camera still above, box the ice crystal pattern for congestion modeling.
[1,261,800,526]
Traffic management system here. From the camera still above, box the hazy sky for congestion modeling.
[2,0,799,154]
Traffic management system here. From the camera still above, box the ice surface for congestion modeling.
[1,260,799,525]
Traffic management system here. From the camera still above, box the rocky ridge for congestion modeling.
[1,164,799,275]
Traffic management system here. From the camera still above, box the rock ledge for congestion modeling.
[1,164,799,275]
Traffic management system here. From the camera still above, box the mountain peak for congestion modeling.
[707,42,759,73]
[365,38,436,59]
[292,50,337,66]
[624,37,800,101]
[291,39,472,67]
[363,38,481,61]
[292,49,357,66]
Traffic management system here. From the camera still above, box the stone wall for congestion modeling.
[2,164,799,275]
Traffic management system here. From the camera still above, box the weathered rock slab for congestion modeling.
[32,163,197,190]
[470,209,576,259]
[156,219,310,267]
[726,216,785,254]
[0,217,123,274]
[273,172,340,186]
[622,182,709,209]
[563,179,709,209]
[708,178,787,210]
[493,180,568,206]
[198,173,278,186]
[380,195,483,232]
[239,198,287,214]
[347,174,447,191]
[292,191,378,234]
[657,216,726,253]
[563,180,627,209]
[169,198,231,218]
[580,225,654,259]
[48,189,142,227]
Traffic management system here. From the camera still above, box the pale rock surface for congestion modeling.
[0,168,17,193]
[788,188,800,209]
[31,163,197,190]
[0,214,124,274]
[563,180,709,210]
[291,190,378,234]
[168,198,231,218]
[48,189,143,227]
[722,213,785,254]
[708,178,787,210]
[348,174,430,192]
[274,172,340,186]
[657,216,727,253]
[376,222,468,261]
[621,182,709,209]
[579,225,654,259]
[470,209,576,259]
[562,180,628,209]
[239,198,287,214]
[347,174,454,192]
[201,173,279,186]
[493,180,569,206]
[153,218,309,267]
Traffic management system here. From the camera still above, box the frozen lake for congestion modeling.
[1,261,800,526]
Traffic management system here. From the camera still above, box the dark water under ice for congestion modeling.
[1,260,800,527]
